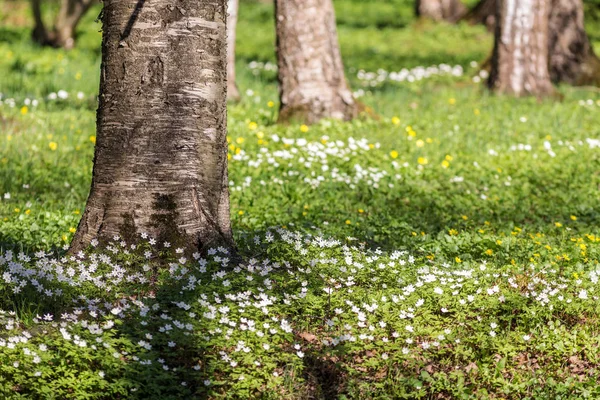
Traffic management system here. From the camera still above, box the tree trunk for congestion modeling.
[415,0,467,22]
[488,0,554,97]
[71,0,233,253]
[549,0,600,86]
[275,0,358,125]
[31,0,50,44]
[227,0,240,101]
[462,0,496,30]
[31,0,95,49]
[51,0,95,49]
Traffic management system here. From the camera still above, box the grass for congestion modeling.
[2,0,600,398]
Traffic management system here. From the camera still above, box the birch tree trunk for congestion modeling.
[32,0,95,49]
[549,0,600,86]
[275,0,358,125]
[415,0,467,22]
[488,0,554,97]
[227,0,240,101]
[71,0,233,253]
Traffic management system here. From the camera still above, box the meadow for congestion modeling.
[1,0,600,398]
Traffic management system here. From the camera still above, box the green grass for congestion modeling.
[2,0,600,398]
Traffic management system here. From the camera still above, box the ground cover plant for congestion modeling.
[2,0,600,398]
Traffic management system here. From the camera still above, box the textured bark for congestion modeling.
[31,0,95,49]
[71,0,232,253]
[227,0,240,101]
[549,0,600,86]
[463,0,496,30]
[488,0,554,97]
[275,0,358,125]
[415,0,467,22]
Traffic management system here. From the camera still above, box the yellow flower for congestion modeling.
[300,124,309,133]
[445,155,453,162]
[390,150,399,159]
[496,240,503,245]
[73,210,80,215]
[89,135,96,144]
[391,116,401,125]
[75,72,82,80]
[7,135,12,141]
[455,257,462,263]
[25,209,31,215]
[425,138,433,144]
[69,227,76,233]
[62,235,68,242]
[417,157,428,165]
[573,272,579,279]
[20,106,28,115]
[267,101,275,108]
[474,108,480,115]
[256,131,264,139]
[461,215,468,220]
[345,220,352,225]
[545,135,552,141]
[478,229,485,234]
[448,229,458,236]
[227,153,232,160]
[570,215,577,221]
[441,160,450,168]
[448,98,456,105]
[369,143,375,149]
[14,208,20,213]
[248,122,258,130]
[49,142,58,151]
[485,249,493,256]
[235,137,245,144]
[238,210,244,215]
[416,139,424,147]
[358,209,364,213]
[555,222,563,228]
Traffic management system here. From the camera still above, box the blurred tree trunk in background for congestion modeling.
[275,0,358,125]
[462,0,496,30]
[31,0,95,49]
[415,0,467,22]
[549,0,600,86]
[71,0,233,254]
[488,0,554,96]
[227,0,241,101]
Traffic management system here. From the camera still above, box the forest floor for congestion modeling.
[2,1,600,398]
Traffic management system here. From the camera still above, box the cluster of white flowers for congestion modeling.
[356,63,464,87]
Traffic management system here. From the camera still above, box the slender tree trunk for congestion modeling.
[227,0,240,101]
[71,0,232,253]
[488,0,554,97]
[275,0,358,125]
[549,0,600,86]
[31,0,95,49]
[415,0,467,22]
[31,0,50,44]
[462,0,496,30]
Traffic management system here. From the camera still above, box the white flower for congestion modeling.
[381,353,389,360]
[523,335,531,341]
[296,351,304,358]
[578,290,588,300]
[401,347,409,354]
